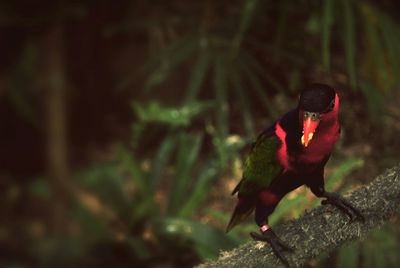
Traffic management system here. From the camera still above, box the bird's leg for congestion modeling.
[320,191,364,221]
[250,225,293,267]
[252,201,293,267]
[310,185,364,221]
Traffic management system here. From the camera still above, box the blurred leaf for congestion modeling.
[380,16,400,87]
[118,148,150,199]
[230,0,257,59]
[77,165,132,216]
[8,42,38,125]
[361,226,400,268]
[148,133,177,189]
[337,242,359,268]
[126,237,151,261]
[319,224,400,267]
[131,122,145,149]
[131,197,157,224]
[325,157,364,190]
[185,50,210,103]
[143,37,198,93]
[288,69,301,93]
[321,0,334,71]
[359,81,384,117]
[143,34,197,73]
[30,177,50,200]
[159,218,236,260]
[361,3,388,92]
[341,0,357,89]
[213,56,229,137]
[273,2,288,62]
[305,13,320,35]
[118,35,197,92]
[71,202,111,241]
[213,56,229,167]
[75,158,155,224]
[240,56,276,117]
[133,101,214,127]
[269,189,307,225]
[246,37,305,65]
[230,67,254,137]
[179,159,219,218]
[36,238,85,267]
[167,133,203,215]
[243,51,286,95]
[205,208,230,223]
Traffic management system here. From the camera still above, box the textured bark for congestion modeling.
[199,165,400,268]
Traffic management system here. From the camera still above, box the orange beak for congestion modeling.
[301,112,320,147]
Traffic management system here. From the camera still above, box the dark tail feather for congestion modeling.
[226,198,255,233]
[231,179,243,196]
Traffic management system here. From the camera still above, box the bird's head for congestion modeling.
[298,83,339,147]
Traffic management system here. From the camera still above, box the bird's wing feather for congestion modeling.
[238,129,283,197]
[226,127,283,232]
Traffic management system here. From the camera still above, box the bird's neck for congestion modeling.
[298,96,340,165]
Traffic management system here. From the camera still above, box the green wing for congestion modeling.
[237,131,283,197]
[226,130,283,232]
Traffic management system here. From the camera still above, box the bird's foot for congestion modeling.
[250,227,293,267]
[321,192,364,222]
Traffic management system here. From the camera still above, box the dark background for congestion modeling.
[1,0,400,267]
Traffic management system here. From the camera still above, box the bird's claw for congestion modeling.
[322,193,364,222]
[250,229,293,267]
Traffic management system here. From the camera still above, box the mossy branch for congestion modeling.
[199,165,400,268]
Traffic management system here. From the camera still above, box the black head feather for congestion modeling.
[299,83,336,113]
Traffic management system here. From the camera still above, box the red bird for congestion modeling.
[226,83,363,266]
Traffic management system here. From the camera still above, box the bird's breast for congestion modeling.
[294,125,339,165]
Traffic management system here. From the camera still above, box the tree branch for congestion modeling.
[199,165,400,267]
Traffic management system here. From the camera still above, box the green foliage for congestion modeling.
[29,177,50,200]
[213,56,229,138]
[185,50,210,103]
[360,81,384,117]
[321,0,334,71]
[143,36,198,93]
[35,238,86,267]
[379,14,400,87]
[167,133,203,215]
[341,0,357,89]
[133,101,214,128]
[78,165,134,219]
[178,158,219,218]
[337,242,359,268]
[11,0,400,266]
[230,67,255,137]
[7,43,38,125]
[230,0,257,58]
[332,224,400,268]
[158,218,237,259]
[38,98,245,262]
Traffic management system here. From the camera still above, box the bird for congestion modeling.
[226,83,363,266]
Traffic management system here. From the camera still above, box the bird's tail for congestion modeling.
[225,198,255,233]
